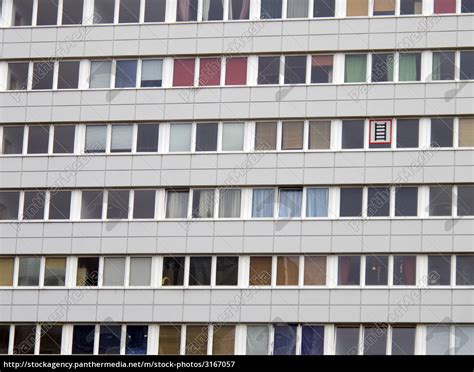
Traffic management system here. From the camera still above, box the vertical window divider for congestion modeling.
[217,122,223,151]
[56,0,63,25]
[110,60,117,89]
[386,325,393,355]
[453,116,460,148]
[360,255,366,287]
[207,325,213,355]
[282,0,288,19]
[160,122,169,153]
[276,121,283,151]
[191,122,197,153]
[419,117,430,148]
[366,52,371,82]
[246,121,255,151]
[330,187,339,219]
[102,190,108,221]
[106,124,112,153]
[298,255,304,287]
[388,255,394,287]
[424,0,434,15]
[419,325,427,355]
[305,54,311,84]
[393,52,400,82]
[194,57,200,87]
[357,324,363,355]
[69,256,78,287]
[421,50,432,82]
[168,0,177,22]
[0,126,3,153]
[131,123,138,153]
[128,189,134,220]
[93,325,100,355]
[418,254,428,287]
[52,61,59,90]
[22,125,29,155]
[419,185,428,218]
[301,186,307,218]
[448,324,455,355]
[63,324,73,355]
[48,124,54,155]
[179,325,186,355]
[120,324,127,355]
[44,191,51,220]
[235,324,245,355]
[8,326,15,355]
[136,59,143,89]
[270,256,277,287]
[34,325,41,354]
[452,185,458,217]
[324,325,335,355]
[214,188,220,218]
[98,257,105,288]
[223,0,230,20]
[12,256,19,288]
[210,256,217,287]
[32,0,39,26]
[269,324,275,355]
[451,254,456,286]
[247,56,258,86]
[124,256,131,287]
[361,186,368,218]
[278,55,284,85]
[242,256,250,287]
[187,189,193,218]
[18,190,25,221]
[155,189,163,219]
[220,57,226,86]
[331,119,340,150]
[139,0,146,23]
[240,188,250,219]
[363,118,369,150]
[391,118,397,150]
[389,186,396,217]
[183,256,190,287]
[197,0,204,21]
[295,324,302,355]
[254,0,262,19]
[148,324,158,355]
[414,324,423,355]
[274,187,280,218]
[395,0,401,16]
[154,256,162,287]
[27,61,33,90]
[303,120,309,151]
[308,0,314,18]
[71,190,80,221]
[114,0,120,24]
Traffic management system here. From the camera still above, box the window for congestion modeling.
[301,326,324,355]
[81,191,103,219]
[426,325,450,355]
[176,0,198,21]
[111,124,132,152]
[0,325,9,354]
[338,256,360,285]
[94,0,115,23]
[222,123,244,151]
[341,120,364,149]
[189,257,212,286]
[162,257,185,286]
[7,63,29,90]
[428,255,451,286]
[225,57,247,85]
[258,57,280,85]
[137,124,159,152]
[192,189,215,218]
[260,0,282,18]
[391,327,416,355]
[345,54,367,82]
[202,0,224,20]
[367,187,390,217]
[219,189,241,218]
[159,326,181,354]
[72,325,95,354]
[3,126,24,154]
[371,53,394,82]
[396,119,419,148]
[373,0,395,15]
[284,56,306,84]
[340,188,363,217]
[173,59,195,87]
[335,327,359,355]
[53,125,75,153]
[304,256,326,285]
[346,0,368,16]
[460,51,474,80]
[314,0,335,17]
[0,258,14,286]
[103,257,125,286]
[308,121,331,150]
[196,123,218,151]
[287,0,309,17]
[393,256,416,286]
[252,188,275,218]
[431,118,453,147]
[37,0,58,25]
[166,190,189,218]
[365,255,388,285]
[169,123,192,152]
[185,326,208,355]
[255,122,277,150]
[276,256,299,286]
[44,257,66,286]
[49,191,71,219]
[199,58,221,87]
[282,121,303,150]
[399,53,421,81]
[456,256,474,285]
[434,0,456,13]
[229,0,250,19]
[432,52,455,80]
[141,60,163,87]
[0,191,20,220]
[99,325,121,354]
[363,326,387,355]
[133,190,155,219]
[246,326,270,355]
[32,62,54,90]
[62,0,84,24]
[273,325,297,355]
[27,125,49,154]
[89,61,112,88]
[212,326,235,355]
[459,118,474,147]
[458,186,474,216]
[23,191,46,220]
[311,55,333,83]
[119,0,140,23]
[40,325,62,354]
[126,326,148,355]
[18,257,40,286]
[306,188,329,217]
[85,125,106,153]
[107,190,129,219]
[115,60,137,88]
[400,0,422,14]
[216,257,239,286]
[455,326,474,355]
[279,189,302,217]
[249,256,272,286]
[429,186,452,216]
[13,325,36,354]
[76,257,99,286]
[462,0,474,12]
[129,257,152,286]
[145,0,166,22]
[12,0,33,26]
[394,187,418,216]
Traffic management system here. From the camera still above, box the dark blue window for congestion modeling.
[99,325,121,354]
[115,61,137,88]
[126,326,148,355]
[301,326,324,355]
[72,325,95,354]
[273,325,297,355]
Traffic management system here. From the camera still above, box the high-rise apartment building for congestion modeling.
[0,0,473,356]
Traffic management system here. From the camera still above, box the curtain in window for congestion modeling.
[399,53,418,81]
[345,55,367,82]
[216,257,239,285]
[193,190,215,218]
[304,256,327,285]
[311,55,333,83]
[276,256,299,285]
[309,121,331,149]
[173,59,195,87]
[177,0,198,21]
[249,257,272,286]
[129,257,151,286]
[252,189,274,217]
[18,257,40,286]
[141,60,162,87]
[255,122,277,150]
[222,123,244,150]
[346,0,369,16]
[103,257,125,286]
[279,189,302,217]
[166,191,189,218]
[199,58,221,86]
[246,326,269,355]
[189,257,212,285]
[434,0,456,13]
[169,123,192,152]
[426,326,450,355]
[393,256,416,285]
[202,0,224,21]
[273,325,297,355]
[287,0,309,18]
[282,121,304,150]
[111,125,132,152]
[0,258,14,286]
[432,53,442,80]
[229,0,250,19]
[459,118,474,147]
[219,189,241,218]
[159,326,181,355]
[306,188,329,217]
[44,257,66,286]
[455,326,474,355]
[373,0,395,15]
[212,326,235,355]
[89,61,111,88]
[301,326,324,355]
[225,57,247,85]
[432,52,455,80]
[85,125,106,152]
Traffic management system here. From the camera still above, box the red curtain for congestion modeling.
[339,257,351,284]
[225,57,247,85]
[434,0,456,13]
[199,58,221,86]
[239,0,250,19]
[404,257,416,285]
[173,59,195,87]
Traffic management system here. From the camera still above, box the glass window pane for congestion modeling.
[7,63,29,90]
[284,56,307,84]
[169,123,192,152]
[195,123,218,151]
[396,119,419,148]
[216,257,238,286]
[456,256,474,285]
[399,53,421,81]
[225,57,247,85]
[458,185,474,216]
[199,57,221,86]
[261,0,282,18]
[126,326,148,355]
[32,62,54,90]
[0,258,14,286]
[273,325,297,355]
[173,59,195,86]
[89,61,112,88]
[314,0,335,17]
[162,257,185,286]
[27,125,49,154]
[189,257,212,286]
[40,325,62,354]
[428,255,451,286]
[99,325,121,354]
[391,327,416,355]
[461,0,474,12]
[85,125,106,153]
[62,0,83,24]
[0,325,9,354]
[94,0,115,23]
[212,326,235,355]
[49,191,71,220]
[429,186,452,216]
[185,326,208,355]
[219,189,241,218]
[81,191,103,219]
[2,126,24,154]
[287,0,308,17]
[282,121,304,150]
[338,256,361,285]
[115,60,137,88]
[166,191,189,218]
[373,0,395,15]
[304,256,326,285]
[367,187,390,217]
[432,52,455,80]
[393,256,417,285]
[44,257,66,286]
[103,257,125,286]
[158,326,181,354]
[371,53,394,82]
[145,0,166,22]
[13,0,33,25]
[246,325,269,355]
[455,326,474,355]
[311,55,333,83]
[129,257,152,286]
[57,61,80,89]
[306,188,329,217]
[249,257,272,286]
[308,120,331,149]
[72,325,95,354]
[141,59,163,87]
[400,0,422,14]
[301,326,324,355]
[192,189,215,218]
[365,255,388,285]
[279,188,302,218]
[363,326,387,355]
[18,257,40,286]
[0,191,20,220]
[431,118,453,147]
[222,123,244,151]
[395,187,418,216]
[119,0,140,23]
[133,190,156,219]
[229,0,250,19]
[53,125,75,153]
[13,325,36,354]
[23,191,46,220]
[459,118,474,147]
[345,54,367,82]
[107,190,129,219]
[252,188,274,218]
[276,256,299,286]
[176,0,198,21]
[340,187,363,217]
[434,0,456,13]
[258,57,280,85]
[137,124,159,152]
[336,327,359,355]
[76,257,99,286]
[255,122,277,150]
[342,120,364,149]
[426,325,450,355]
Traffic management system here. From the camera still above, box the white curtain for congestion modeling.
[141,60,163,83]
[89,61,111,88]
[279,189,302,217]
[287,0,309,18]
[455,326,474,355]
[166,191,189,218]
[222,123,244,151]
[194,190,215,218]
[252,189,274,217]
[129,257,152,286]
[306,188,329,217]
[85,125,106,152]
[169,123,192,151]
[202,0,224,20]
[219,189,241,217]
[426,326,450,355]
[246,326,270,355]
[103,257,125,286]
[18,257,40,285]
[111,125,132,151]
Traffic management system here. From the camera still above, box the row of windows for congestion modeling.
[1,185,473,221]
[5,51,474,91]
[2,117,474,156]
[0,323,472,355]
[1,254,473,288]
[4,0,474,28]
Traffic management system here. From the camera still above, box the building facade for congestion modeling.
[0,0,473,356]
